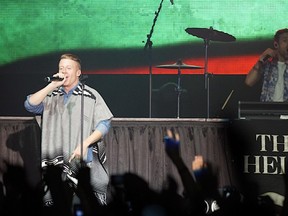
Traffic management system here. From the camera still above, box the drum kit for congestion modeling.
[155,26,236,118]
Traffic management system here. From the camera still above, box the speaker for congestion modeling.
[238,101,288,119]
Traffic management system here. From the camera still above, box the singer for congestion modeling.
[24,53,113,212]
[245,28,288,102]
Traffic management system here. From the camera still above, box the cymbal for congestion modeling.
[185,27,236,42]
[155,60,203,70]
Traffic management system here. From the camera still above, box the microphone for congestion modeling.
[44,76,64,82]
[261,55,271,63]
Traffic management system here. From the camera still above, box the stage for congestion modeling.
[1,116,287,208]
[0,117,233,194]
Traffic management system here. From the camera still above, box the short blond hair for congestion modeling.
[60,53,81,70]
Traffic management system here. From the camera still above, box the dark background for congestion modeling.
[0,72,261,118]
[0,40,268,119]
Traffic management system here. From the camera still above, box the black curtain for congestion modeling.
[0,117,234,195]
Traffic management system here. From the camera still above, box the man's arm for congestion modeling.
[69,119,112,162]
[28,81,63,105]
[245,60,263,87]
[245,48,276,87]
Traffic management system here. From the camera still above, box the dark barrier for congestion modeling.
[229,119,288,207]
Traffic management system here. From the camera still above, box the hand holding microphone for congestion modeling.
[44,76,64,82]
[259,48,276,63]
[44,73,65,83]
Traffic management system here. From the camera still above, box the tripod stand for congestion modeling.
[185,26,236,118]
[155,59,203,118]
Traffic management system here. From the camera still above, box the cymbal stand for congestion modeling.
[143,0,164,118]
[203,37,211,119]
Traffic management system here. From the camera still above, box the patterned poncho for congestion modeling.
[40,83,113,205]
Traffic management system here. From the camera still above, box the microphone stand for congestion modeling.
[176,60,183,119]
[80,75,88,166]
[144,0,165,118]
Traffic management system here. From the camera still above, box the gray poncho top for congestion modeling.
[40,83,113,204]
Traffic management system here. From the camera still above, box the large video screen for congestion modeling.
[1,0,287,74]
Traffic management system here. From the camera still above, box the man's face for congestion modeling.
[58,58,81,88]
[276,32,288,61]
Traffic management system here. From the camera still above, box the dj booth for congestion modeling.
[229,118,288,207]
[233,101,288,207]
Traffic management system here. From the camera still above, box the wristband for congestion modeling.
[253,60,263,70]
